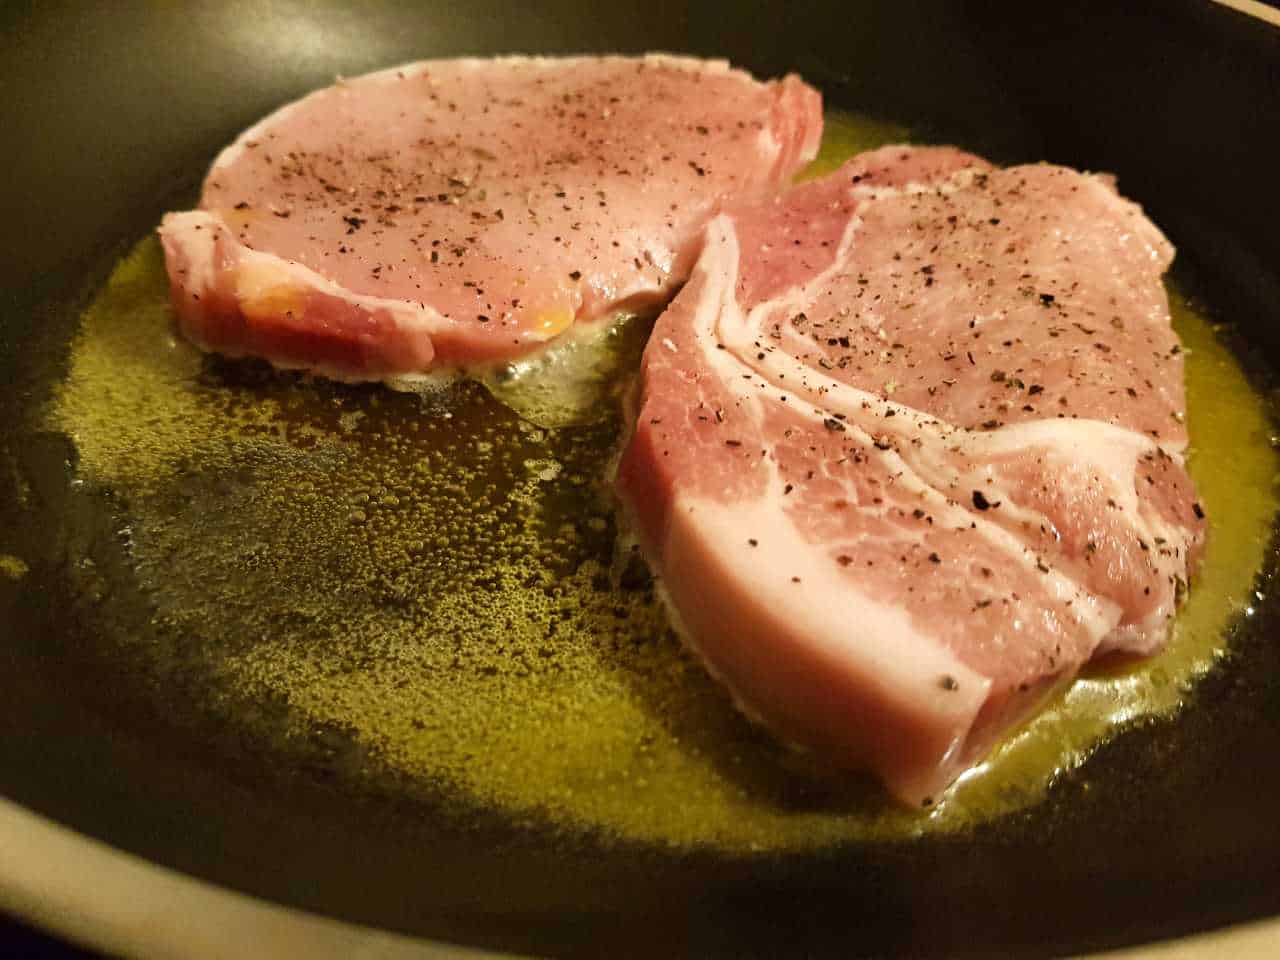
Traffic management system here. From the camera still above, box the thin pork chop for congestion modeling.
[617,145,1206,804]
[158,55,821,379]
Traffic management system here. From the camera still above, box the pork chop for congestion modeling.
[616,145,1206,804]
[158,55,822,379]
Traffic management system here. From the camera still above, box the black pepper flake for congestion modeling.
[823,417,846,432]
[1192,501,1205,520]
[972,490,992,510]
[836,555,853,567]
[1039,293,1055,305]
[748,538,758,547]
[568,270,582,281]
[343,215,366,233]
[724,440,742,448]
[928,553,941,564]
[939,674,959,691]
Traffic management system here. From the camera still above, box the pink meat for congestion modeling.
[617,145,1206,804]
[158,55,822,379]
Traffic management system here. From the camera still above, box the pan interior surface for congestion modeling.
[34,112,1278,854]
[3,2,1280,958]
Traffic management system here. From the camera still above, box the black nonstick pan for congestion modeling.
[3,1,1280,957]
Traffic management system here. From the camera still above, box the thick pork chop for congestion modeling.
[617,146,1206,804]
[158,55,821,379]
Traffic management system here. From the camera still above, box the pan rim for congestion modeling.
[1213,0,1280,27]
[0,795,495,959]
[2,791,1279,959]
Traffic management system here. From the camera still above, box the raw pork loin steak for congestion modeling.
[159,55,821,379]
[617,145,1206,804]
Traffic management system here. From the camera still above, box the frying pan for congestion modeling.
[3,0,1280,956]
